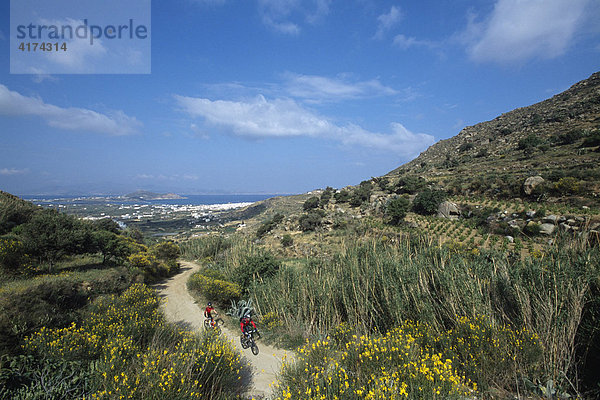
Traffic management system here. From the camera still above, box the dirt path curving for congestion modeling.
[154,260,289,399]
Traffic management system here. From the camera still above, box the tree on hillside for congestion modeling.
[349,181,372,207]
[20,210,93,270]
[92,230,132,265]
[334,190,351,203]
[91,218,121,234]
[0,193,38,235]
[412,189,446,215]
[303,197,320,211]
[319,187,334,207]
[385,197,410,225]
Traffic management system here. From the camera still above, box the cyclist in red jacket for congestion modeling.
[240,314,257,337]
[204,302,218,327]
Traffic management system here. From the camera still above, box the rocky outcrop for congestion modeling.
[437,201,461,219]
[523,176,545,195]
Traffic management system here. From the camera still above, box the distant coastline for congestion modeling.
[124,190,185,201]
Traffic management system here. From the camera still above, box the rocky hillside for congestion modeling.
[388,71,600,205]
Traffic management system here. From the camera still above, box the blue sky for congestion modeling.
[1,0,599,195]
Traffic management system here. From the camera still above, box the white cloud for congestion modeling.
[393,34,437,50]
[375,6,402,39]
[258,0,330,34]
[284,73,398,101]
[174,94,434,156]
[0,168,28,176]
[39,18,108,72]
[465,0,591,64]
[175,94,331,137]
[0,84,141,135]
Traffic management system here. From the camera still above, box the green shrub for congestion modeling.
[0,236,29,274]
[556,129,584,145]
[150,241,180,261]
[256,213,285,238]
[395,175,426,194]
[518,134,543,155]
[281,234,293,247]
[303,196,320,211]
[385,197,410,225]
[349,182,372,207]
[299,210,324,231]
[412,189,446,215]
[188,273,242,305]
[581,131,600,148]
[459,142,474,152]
[234,252,280,289]
[334,190,351,203]
[553,177,580,195]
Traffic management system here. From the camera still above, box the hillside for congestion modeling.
[225,72,600,259]
[389,71,600,204]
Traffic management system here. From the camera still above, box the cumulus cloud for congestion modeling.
[464,0,591,64]
[0,84,141,135]
[375,6,402,39]
[0,168,28,176]
[258,0,330,34]
[284,73,398,101]
[174,94,434,156]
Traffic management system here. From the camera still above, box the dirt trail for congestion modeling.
[154,260,289,399]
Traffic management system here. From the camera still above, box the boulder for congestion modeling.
[543,215,558,224]
[539,223,555,235]
[526,210,536,218]
[508,219,526,229]
[505,236,514,243]
[437,201,461,219]
[523,175,545,195]
[559,223,572,232]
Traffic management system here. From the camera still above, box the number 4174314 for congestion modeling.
[18,42,67,52]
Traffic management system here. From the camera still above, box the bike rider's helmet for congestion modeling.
[207,302,212,306]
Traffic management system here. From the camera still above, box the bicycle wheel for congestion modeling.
[251,343,259,355]
[240,335,249,349]
[203,319,210,330]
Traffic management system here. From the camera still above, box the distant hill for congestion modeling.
[386,71,600,204]
[124,191,185,201]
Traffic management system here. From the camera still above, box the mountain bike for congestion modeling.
[203,317,223,335]
[240,328,260,355]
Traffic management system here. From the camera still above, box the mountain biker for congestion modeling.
[204,302,218,327]
[240,314,258,337]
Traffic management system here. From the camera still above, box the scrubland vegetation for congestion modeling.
[182,227,600,399]
[0,192,248,399]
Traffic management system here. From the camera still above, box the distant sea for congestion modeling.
[22,194,284,206]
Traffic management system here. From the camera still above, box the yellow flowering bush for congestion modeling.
[437,315,542,390]
[91,331,245,399]
[188,269,242,306]
[275,322,477,400]
[24,284,248,399]
[261,311,283,329]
